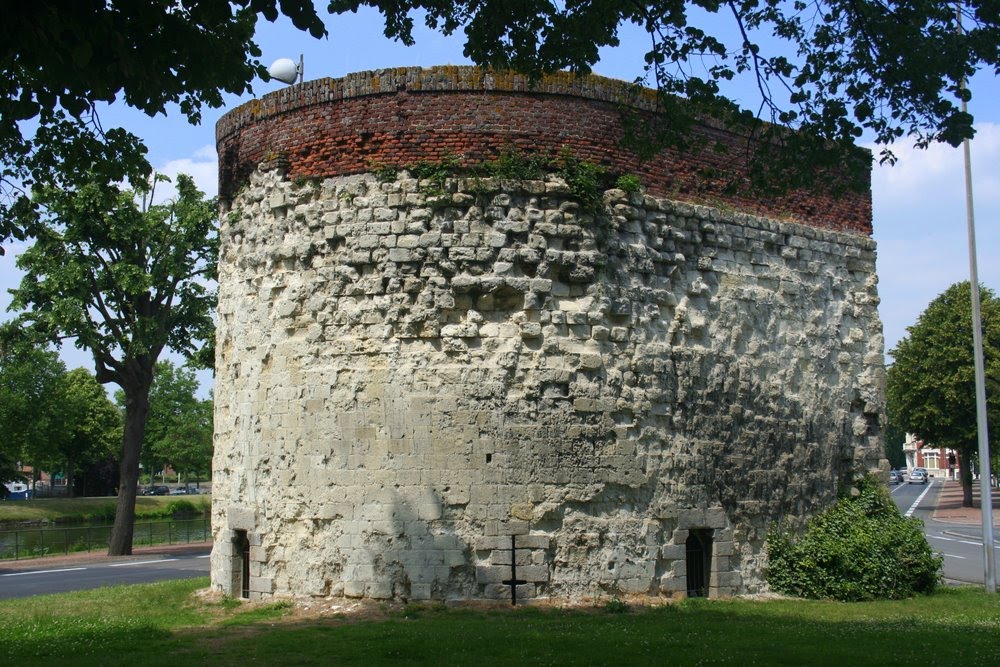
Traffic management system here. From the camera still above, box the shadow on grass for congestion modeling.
[2,584,998,666]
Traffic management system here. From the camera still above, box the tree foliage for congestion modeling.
[0,334,66,485]
[882,419,906,470]
[0,335,121,495]
[886,282,1000,506]
[767,474,941,601]
[3,2,999,247]
[59,368,122,496]
[332,1,998,176]
[137,361,213,485]
[7,174,217,552]
[0,0,324,245]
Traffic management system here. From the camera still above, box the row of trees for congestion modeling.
[3,173,217,554]
[0,350,213,499]
[887,282,1000,507]
[0,340,118,496]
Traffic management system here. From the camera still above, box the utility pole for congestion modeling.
[958,4,996,593]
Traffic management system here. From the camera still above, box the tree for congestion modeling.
[1,1,324,246]
[7,174,217,554]
[4,3,999,248]
[0,333,67,487]
[0,333,121,496]
[331,1,999,180]
[882,420,907,471]
[155,399,214,487]
[59,368,121,497]
[134,361,213,487]
[887,282,1000,507]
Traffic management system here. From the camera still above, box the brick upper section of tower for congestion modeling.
[216,66,872,234]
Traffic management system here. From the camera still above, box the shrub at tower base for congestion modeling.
[766,475,941,601]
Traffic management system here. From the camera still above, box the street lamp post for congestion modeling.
[958,5,997,594]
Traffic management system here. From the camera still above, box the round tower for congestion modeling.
[211,66,884,602]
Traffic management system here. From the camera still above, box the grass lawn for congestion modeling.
[0,496,210,524]
[1,581,997,666]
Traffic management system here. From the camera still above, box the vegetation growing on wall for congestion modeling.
[369,146,636,214]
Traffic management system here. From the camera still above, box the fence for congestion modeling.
[0,517,211,561]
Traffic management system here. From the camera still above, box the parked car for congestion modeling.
[908,469,929,485]
[141,485,170,496]
[888,470,903,484]
[169,487,189,495]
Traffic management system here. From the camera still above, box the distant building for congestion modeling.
[903,434,958,479]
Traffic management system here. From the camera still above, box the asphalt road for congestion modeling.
[890,479,1000,585]
[0,549,210,600]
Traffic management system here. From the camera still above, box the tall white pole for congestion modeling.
[958,6,996,593]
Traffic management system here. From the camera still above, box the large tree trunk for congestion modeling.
[108,379,152,556]
[960,446,974,508]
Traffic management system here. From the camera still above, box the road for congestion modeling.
[890,478,1000,585]
[0,549,210,600]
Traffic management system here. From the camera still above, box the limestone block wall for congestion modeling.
[210,165,885,602]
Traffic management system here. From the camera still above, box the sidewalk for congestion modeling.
[931,479,1000,526]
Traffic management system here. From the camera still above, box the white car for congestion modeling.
[908,469,928,484]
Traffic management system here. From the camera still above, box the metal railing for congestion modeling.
[0,517,210,561]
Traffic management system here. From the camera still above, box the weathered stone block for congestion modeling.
[227,507,255,531]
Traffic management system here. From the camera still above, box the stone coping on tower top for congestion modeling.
[217,65,698,144]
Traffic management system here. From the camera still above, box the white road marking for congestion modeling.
[928,535,980,546]
[1,567,87,577]
[108,558,178,567]
[905,481,935,517]
[943,553,967,559]
[197,554,211,558]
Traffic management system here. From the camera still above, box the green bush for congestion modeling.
[767,474,942,601]
[81,503,118,522]
[556,148,606,212]
[615,174,642,194]
[482,146,548,181]
[165,499,199,519]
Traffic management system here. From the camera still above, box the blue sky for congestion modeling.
[1,7,997,393]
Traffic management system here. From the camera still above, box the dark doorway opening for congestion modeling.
[685,529,713,598]
[235,530,250,599]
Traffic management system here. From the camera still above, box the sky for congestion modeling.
[1,6,997,393]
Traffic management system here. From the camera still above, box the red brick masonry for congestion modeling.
[217,66,871,234]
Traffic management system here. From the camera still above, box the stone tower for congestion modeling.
[211,66,885,602]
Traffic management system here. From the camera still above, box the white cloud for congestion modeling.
[152,144,218,203]
[870,122,1000,355]
[871,123,1000,227]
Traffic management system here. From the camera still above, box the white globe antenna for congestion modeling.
[268,55,303,85]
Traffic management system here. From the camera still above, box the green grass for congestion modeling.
[0,496,210,524]
[1,581,998,665]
